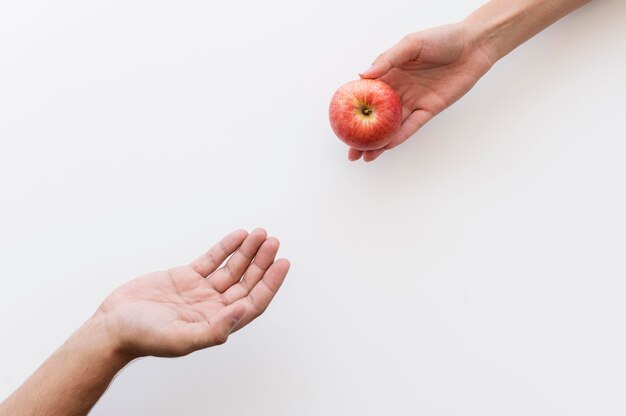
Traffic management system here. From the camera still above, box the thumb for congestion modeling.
[212,306,246,345]
[359,34,421,79]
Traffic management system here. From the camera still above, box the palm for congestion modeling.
[100,269,227,357]
[98,229,290,357]
[351,24,494,162]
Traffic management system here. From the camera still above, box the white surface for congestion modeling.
[1,1,626,414]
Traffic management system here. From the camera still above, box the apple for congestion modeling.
[329,79,402,151]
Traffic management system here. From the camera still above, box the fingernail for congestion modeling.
[359,65,373,76]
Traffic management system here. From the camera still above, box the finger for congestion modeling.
[209,228,267,292]
[247,258,290,315]
[360,34,422,79]
[233,258,290,331]
[402,106,412,122]
[189,229,248,277]
[384,110,433,151]
[363,149,385,162]
[222,237,280,303]
[186,305,246,350]
[361,110,432,161]
[208,305,246,345]
[348,148,363,161]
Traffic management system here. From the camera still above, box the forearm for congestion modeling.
[466,0,591,62]
[0,315,132,416]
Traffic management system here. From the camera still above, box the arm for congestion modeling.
[468,0,591,62]
[351,0,591,162]
[0,228,290,416]
[0,318,131,416]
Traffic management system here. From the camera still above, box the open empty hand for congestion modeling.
[97,228,290,358]
[350,23,494,162]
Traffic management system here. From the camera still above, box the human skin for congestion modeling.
[350,0,592,162]
[0,228,290,416]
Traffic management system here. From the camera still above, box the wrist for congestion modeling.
[70,313,134,370]
[462,6,523,64]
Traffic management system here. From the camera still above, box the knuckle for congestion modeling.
[204,251,218,266]
[256,301,268,315]
[248,293,264,315]
[213,331,229,345]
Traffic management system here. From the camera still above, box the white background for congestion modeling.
[1,0,625,414]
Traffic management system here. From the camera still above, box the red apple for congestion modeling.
[329,79,402,151]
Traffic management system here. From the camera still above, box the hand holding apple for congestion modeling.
[348,23,494,162]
